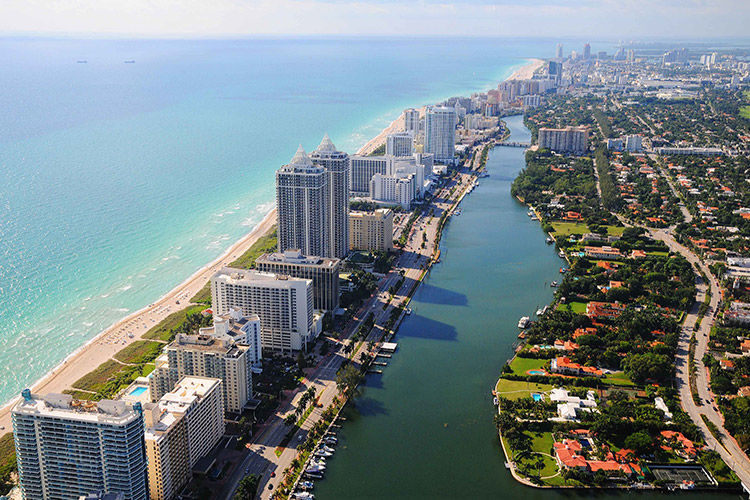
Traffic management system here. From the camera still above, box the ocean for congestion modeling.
[0,36,578,407]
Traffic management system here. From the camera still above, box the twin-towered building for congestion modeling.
[276,135,350,260]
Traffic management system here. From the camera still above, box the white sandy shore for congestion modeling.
[0,209,277,432]
[507,58,545,81]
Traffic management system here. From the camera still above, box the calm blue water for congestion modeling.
[0,37,567,406]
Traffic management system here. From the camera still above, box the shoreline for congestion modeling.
[0,55,545,433]
[0,208,277,432]
[355,57,543,156]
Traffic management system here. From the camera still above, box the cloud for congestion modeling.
[0,0,747,38]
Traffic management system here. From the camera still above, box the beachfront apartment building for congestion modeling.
[310,134,350,259]
[538,126,588,154]
[424,106,456,163]
[256,249,341,311]
[349,209,393,252]
[276,145,330,258]
[404,108,420,134]
[210,267,320,352]
[369,172,414,209]
[386,132,414,157]
[12,390,148,500]
[350,155,391,196]
[148,328,254,414]
[203,307,262,366]
[144,376,224,500]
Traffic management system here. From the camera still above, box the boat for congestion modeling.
[546,237,554,245]
[479,172,490,178]
[322,445,335,454]
[559,267,567,273]
[314,449,332,458]
[293,493,314,500]
[541,305,549,315]
[527,210,534,217]
[324,436,338,445]
[305,464,325,474]
[124,60,135,63]
[550,281,558,287]
[299,481,315,490]
[405,307,412,315]
[304,471,324,480]
[76,60,87,63]
[558,250,566,258]
[517,316,530,329]
[493,397,499,406]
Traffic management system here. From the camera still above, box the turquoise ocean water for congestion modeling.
[0,37,585,407]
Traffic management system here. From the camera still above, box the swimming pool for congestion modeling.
[129,386,148,397]
[531,393,543,402]
[527,370,546,376]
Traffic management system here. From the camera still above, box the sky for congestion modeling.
[1,0,748,38]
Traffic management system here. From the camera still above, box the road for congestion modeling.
[223,152,480,499]
[592,152,750,488]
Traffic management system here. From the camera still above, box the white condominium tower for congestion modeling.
[276,145,329,257]
[148,321,256,414]
[12,390,148,500]
[349,155,392,196]
[144,376,224,500]
[386,132,414,158]
[310,134,350,259]
[403,108,420,133]
[424,106,456,163]
[210,267,317,352]
[538,126,588,154]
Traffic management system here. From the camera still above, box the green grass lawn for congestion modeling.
[604,371,634,387]
[114,340,164,365]
[515,431,559,479]
[508,357,548,376]
[564,301,588,314]
[72,359,130,393]
[141,305,205,341]
[550,222,588,236]
[495,378,554,400]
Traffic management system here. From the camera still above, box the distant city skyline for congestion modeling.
[1,0,749,38]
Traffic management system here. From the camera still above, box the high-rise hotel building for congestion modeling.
[144,376,224,500]
[12,391,148,500]
[310,134,350,259]
[424,106,456,163]
[276,145,329,258]
[210,267,318,352]
[256,249,341,312]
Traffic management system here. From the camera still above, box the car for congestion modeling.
[297,434,304,441]
[271,471,276,477]
[268,483,274,490]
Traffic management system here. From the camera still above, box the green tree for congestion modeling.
[336,365,364,399]
[234,474,260,500]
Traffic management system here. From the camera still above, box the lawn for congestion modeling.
[508,357,548,376]
[495,378,554,400]
[604,371,634,387]
[550,222,624,238]
[141,304,205,341]
[564,301,588,314]
[550,222,588,236]
[513,432,560,480]
[114,340,163,365]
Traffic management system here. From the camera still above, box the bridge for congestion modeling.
[497,141,531,148]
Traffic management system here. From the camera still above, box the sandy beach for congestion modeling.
[507,58,545,81]
[0,208,277,432]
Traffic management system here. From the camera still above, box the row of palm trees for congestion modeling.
[284,386,318,426]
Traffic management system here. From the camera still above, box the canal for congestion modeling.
[314,115,740,500]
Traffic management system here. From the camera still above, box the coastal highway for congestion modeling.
[224,159,475,499]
